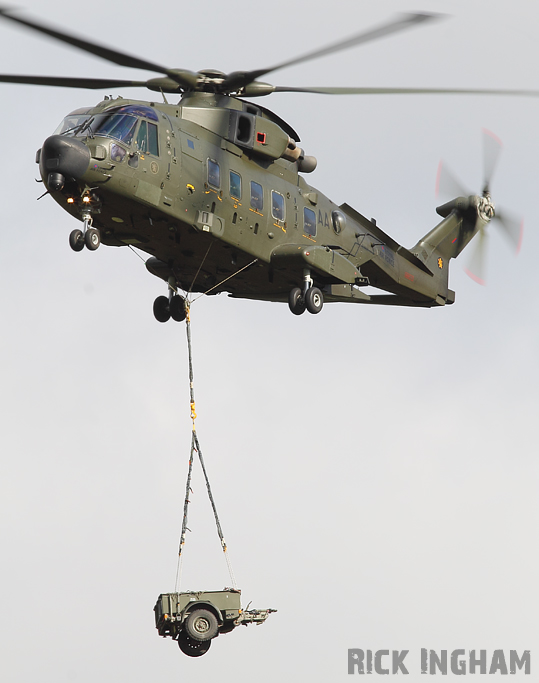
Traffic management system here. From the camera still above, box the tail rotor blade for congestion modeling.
[483,128,503,192]
[494,208,524,253]
[463,227,488,285]
[436,161,469,201]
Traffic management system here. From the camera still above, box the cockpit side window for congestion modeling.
[136,121,148,152]
[136,120,159,156]
[148,123,159,156]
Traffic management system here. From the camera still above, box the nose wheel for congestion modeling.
[69,229,84,252]
[69,213,101,252]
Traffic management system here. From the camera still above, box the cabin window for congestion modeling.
[271,191,285,221]
[136,120,159,156]
[250,181,263,211]
[230,171,241,200]
[303,207,316,237]
[207,159,220,188]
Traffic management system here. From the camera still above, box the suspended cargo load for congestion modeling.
[154,589,276,657]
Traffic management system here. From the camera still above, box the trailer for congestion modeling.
[154,589,276,656]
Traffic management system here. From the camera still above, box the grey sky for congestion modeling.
[0,1,537,680]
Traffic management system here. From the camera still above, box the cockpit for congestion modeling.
[54,104,160,156]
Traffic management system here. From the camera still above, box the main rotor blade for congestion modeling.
[0,7,197,87]
[483,128,502,191]
[272,85,539,97]
[0,74,148,89]
[223,12,440,91]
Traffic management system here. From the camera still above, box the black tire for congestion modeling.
[69,229,84,252]
[177,632,211,657]
[305,286,323,314]
[169,294,186,322]
[184,609,219,641]
[153,295,170,323]
[84,228,101,251]
[288,287,306,316]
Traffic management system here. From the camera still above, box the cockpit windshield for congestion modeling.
[54,105,160,147]
[95,114,138,144]
[54,108,93,136]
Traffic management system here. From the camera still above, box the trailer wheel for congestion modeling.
[178,632,211,657]
[185,608,219,641]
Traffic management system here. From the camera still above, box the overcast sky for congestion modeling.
[0,1,537,681]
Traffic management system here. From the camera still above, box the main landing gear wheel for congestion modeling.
[84,227,101,251]
[184,609,219,641]
[153,295,170,323]
[288,287,306,316]
[169,294,186,322]
[305,286,323,314]
[177,632,212,657]
[69,229,84,252]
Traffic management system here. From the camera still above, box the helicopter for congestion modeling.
[0,8,531,321]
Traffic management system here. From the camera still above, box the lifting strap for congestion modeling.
[175,302,237,592]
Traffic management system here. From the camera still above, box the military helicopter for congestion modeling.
[0,8,531,321]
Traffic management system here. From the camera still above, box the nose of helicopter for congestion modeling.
[39,135,91,191]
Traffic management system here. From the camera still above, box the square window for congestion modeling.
[208,159,220,188]
[304,207,316,237]
[230,171,241,200]
[250,181,263,211]
[271,191,285,221]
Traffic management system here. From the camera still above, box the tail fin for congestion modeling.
[412,199,483,270]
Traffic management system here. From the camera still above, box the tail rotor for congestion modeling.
[436,129,523,284]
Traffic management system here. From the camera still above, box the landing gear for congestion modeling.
[153,276,186,323]
[288,287,306,316]
[177,632,212,657]
[169,294,186,322]
[69,229,84,252]
[153,295,171,323]
[68,211,101,252]
[288,271,324,316]
[84,227,101,251]
[305,286,323,314]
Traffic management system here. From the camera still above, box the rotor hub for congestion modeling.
[477,193,495,222]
